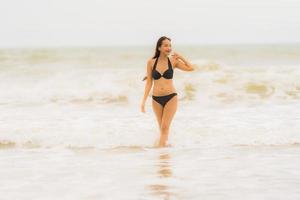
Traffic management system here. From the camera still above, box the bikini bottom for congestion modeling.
[152,93,177,108]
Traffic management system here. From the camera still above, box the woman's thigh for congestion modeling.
[161,95,177,128]
[152,99,163,128]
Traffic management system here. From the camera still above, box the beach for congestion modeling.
[0,44,300,199]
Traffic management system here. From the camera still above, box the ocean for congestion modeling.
[0,44,299,199]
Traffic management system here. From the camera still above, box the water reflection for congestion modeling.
[145,151,181,200]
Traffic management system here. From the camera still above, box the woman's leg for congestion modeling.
[152,98,164,135]
[159,95,177,147]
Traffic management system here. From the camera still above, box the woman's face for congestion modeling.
[159,39,172,55]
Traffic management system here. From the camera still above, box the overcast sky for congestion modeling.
[0,0,299,47]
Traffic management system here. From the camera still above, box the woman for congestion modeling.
[140,36,194,148]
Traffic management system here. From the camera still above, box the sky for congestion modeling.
[0,0,300,47]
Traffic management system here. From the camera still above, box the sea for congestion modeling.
[0,44,299,199]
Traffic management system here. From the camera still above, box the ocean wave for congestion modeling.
[1,138,300,150]
[0,46,299,106]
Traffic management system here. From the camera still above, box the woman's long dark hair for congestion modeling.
[152,36,171,59]
[142,36,171,81]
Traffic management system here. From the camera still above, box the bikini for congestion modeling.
[152,56,177,107]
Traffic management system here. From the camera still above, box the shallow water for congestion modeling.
[1,145,300,200]
[0,44,300,199]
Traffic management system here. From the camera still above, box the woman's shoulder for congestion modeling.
[146,57,155,71]
[148,57,155,62]
[169,56,177,68]
[147,57,155,66]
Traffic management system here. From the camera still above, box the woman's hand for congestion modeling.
[171,52,194,71]
[171,52,183,60]
[140,102,146,113]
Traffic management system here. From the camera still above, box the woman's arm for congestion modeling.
[172,52,194,71]
[141,59,153,112]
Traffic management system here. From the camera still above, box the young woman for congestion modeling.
[140,36,194,148]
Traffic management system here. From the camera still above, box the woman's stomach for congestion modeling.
[152,81,176,96]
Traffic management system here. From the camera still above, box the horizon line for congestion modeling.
[1,41,300,50]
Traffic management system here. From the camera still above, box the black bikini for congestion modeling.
[152,56,173,80]
[152,56,177,107]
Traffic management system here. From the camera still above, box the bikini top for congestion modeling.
[152,56,174,80]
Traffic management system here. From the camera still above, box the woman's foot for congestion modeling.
[165,143,173,148]
[157,142,172,148]
[167,144,172,147]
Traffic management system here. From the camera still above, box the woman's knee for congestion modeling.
[160,124,169,133]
